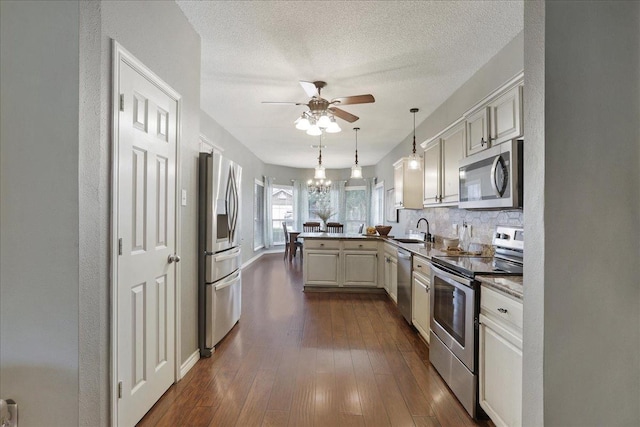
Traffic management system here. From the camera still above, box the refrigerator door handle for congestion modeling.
[213,247,241,262]
[214,270,241,291]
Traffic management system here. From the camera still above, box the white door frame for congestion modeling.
[110,40,182,425]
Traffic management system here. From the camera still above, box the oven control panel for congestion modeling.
[492,226,523,251]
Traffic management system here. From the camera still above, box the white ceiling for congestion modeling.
[176,1,523,169]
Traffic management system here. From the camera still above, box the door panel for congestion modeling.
[115,50,179,427]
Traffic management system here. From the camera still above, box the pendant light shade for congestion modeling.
[408,108,421,170]
[308,141,331,194]
[350,127,363,179]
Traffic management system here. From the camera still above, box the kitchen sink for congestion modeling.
[393,238,425,244]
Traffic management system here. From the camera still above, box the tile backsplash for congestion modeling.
[398,207,524,246]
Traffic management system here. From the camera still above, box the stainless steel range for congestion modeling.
[429,225,523,418]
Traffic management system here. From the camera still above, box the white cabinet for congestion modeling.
[421,119,465,206]
[383,243,398,303]
[411,256,431,344]
[393,158,423,209]
[465,73,524,157]
[304,239,381,288]
[304,249,340,286]
[343,241,378,287]
[479,285,523,427]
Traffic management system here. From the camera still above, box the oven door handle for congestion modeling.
[430,263,474,288]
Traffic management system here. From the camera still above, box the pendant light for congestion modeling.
[408,108,421,170]
[314,141,326,180]
[350,127,363,179]
[308,140,331,194]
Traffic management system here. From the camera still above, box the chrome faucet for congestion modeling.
[416,218,432,242]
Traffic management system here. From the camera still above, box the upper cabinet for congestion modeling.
[393,158,423,209]
[464,73,524,157]
[421,119,465,206]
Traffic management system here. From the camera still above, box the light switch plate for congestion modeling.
[181,189,187,206]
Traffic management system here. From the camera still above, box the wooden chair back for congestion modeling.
[303,222,321,232]
[326,222,344,233]
[358,223,365,234]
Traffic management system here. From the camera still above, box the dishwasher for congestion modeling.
[396,248,412,323]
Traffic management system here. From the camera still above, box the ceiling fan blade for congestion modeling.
[299,81,319,98]
[328,107,359,123]
[261,101,308,106]
[330,94,375,105]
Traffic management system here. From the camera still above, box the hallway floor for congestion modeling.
[137,253,491,427]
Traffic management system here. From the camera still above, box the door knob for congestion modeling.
[168,254,181,264]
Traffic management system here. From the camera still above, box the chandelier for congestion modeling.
[307,143,331,194]
[350,127,362,179]
[408,108,422,170]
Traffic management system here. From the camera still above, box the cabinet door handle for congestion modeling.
[320,243,324,247]
[497,308,508,313]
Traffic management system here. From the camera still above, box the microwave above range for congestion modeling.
[458,139,523,209]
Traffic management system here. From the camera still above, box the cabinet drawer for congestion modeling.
[412,256,431,276]
[343,240,378,251]
[481,285,523,331]
[304,239,340,250]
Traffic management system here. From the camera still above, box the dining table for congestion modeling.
[288,230,301,261]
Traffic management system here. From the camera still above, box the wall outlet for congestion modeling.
[452,224,458,236]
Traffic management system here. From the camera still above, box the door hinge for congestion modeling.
[118,381,122,399]
[119,94,124,111]
[118,238,123,255]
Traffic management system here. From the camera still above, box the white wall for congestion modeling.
[0,1,80,426]
[535,2,640,425]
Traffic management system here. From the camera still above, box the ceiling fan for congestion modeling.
[262,81,375,134]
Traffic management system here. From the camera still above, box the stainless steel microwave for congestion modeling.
[458,139,523,209]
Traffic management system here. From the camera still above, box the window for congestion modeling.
[253,179,264,250]
[307,191,332,223]
[272,184,293,245]
[345,186,366,234]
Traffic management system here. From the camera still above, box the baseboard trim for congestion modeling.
[303,286,387,294]
[241,248,283,269]
[180,349,200,379]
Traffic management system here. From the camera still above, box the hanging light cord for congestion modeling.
[354,127,359,165]
[412,109,417,155]
[318,145,322,166]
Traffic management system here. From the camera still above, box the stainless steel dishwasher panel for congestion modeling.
[396,248,412,323]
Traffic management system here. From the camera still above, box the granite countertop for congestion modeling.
[297,232,449,259]
[476,275,523,300]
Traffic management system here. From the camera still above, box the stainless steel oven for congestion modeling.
[429,225,524,419]
[430,262,479,417]
[430,264,477,371]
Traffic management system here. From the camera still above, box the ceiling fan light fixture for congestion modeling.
[295,115,310,130]
[408,108,422,170]
[317,114,331,128]
[306,124,322,136]
[325,117,341,133]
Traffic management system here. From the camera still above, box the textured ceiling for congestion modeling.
[176,0,523,169]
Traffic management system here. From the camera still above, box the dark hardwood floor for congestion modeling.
[138,253,492,427]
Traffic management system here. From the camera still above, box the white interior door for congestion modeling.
[113,44,180,427]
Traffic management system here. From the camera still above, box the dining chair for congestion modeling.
[326,222,344,233]
[283,222,302,259]
[302,222,321,232]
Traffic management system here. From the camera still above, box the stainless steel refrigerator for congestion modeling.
[198,151,242,357]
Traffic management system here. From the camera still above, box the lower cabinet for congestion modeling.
[303,239,379,288]
[343,250,377,287]
[411,270,431,343]
[479,285,523,427]
[383,243,398,302]
[304,250,340,286]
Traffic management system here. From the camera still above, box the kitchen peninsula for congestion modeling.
[299,232,448,291]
